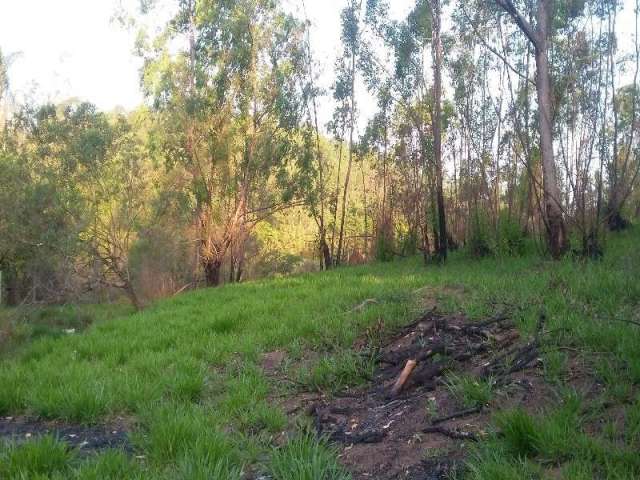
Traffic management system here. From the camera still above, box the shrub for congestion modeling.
[496,213,526,256]
[467,208,493,258]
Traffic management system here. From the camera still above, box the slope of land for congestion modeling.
[1,230,640,479]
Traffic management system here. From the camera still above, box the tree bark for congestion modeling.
[496,0,568,258]
[534,0,568,257]
[431,0,448,262]
[337,29,358,266]
[203,258,222,287]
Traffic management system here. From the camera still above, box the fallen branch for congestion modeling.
[350,298,379,313]
[431,406,482,425]
[462,313,510,332]
[422,425,479,441]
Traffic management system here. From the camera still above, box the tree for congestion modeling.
[82,114,153,310]
[141,0,307,286]
[494,0,569,258]
[299,4,333,270]
[333,0,364,266]
[429,0,448,261]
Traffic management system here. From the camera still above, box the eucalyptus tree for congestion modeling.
[333,0,364,266]
[387,0,449,260]
[140,0,308,286]
[428,0,447,261]
[600,0,640,231]
[298,5,333,270]
[491,0,569,257]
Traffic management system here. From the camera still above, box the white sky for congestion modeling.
[0,0,411,123]
[0,0,637,129]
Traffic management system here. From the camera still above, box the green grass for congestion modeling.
[270,433,351,480]
[297,350,377,393]
[0,303,133,356]
[0,435,73,479]
[0,228,640,477]
[444,373,494,408]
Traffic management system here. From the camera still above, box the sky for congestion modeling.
[0,0,411,122]
[0,0,143,110]
[0,0,637,127]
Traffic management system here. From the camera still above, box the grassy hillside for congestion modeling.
[1,230,640,479]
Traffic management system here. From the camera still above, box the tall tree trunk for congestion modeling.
[302,7,332,269]
[535,0,568,258]
[496,0,568,258]
[320,236,332,270]
[361,162,368,255]
[430,0,448,262]
[331,141,344,262]
[124,281,143,311]
[337,37,357,266]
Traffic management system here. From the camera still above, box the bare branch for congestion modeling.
[468,10,536,86]
[495,0,540,48]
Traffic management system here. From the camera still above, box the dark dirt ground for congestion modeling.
[0,415,132,454]
[274,308,600,480]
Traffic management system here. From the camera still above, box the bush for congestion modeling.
[375,214,396,261]
[467,208,493,258]
[496,213,526,256]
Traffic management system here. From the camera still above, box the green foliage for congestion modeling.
[143,404,237,466]
[61,450,144,480]
[374,225,395,262]
[467,448,542,480]
[495,213,526,257]
[0,48,7,102]
[494,391,583,462]
[0,304,133,355]
[466,210,527,258]
[467,208,493,258]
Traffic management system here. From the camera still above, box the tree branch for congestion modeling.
[495,0,539,48]
[461,4,536,86]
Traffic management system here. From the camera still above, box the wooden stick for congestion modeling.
[391,359,417,397]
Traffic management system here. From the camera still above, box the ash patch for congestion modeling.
[0,416,132,453]
[306,310,550,480]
